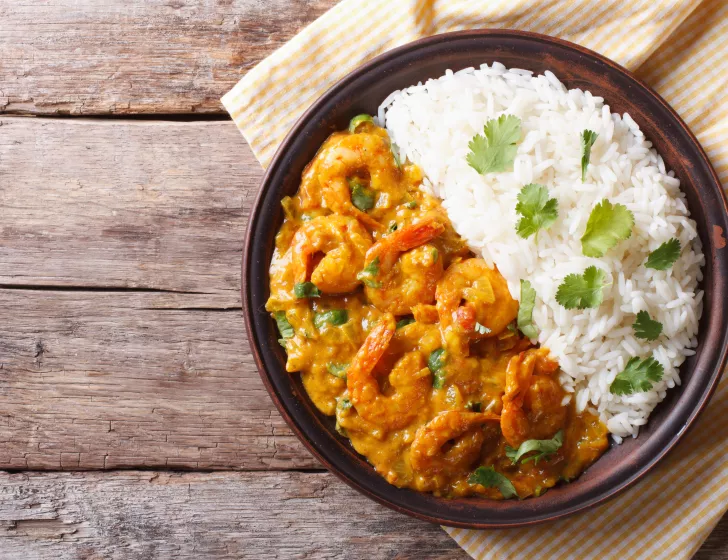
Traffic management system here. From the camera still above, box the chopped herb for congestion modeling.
[313,309,348,329]
[280,196,296,220]
[581,130,599,182]
[515,184,558,239]
[581,199,634,258]
[610,356,664,395]
[465,401,482,412]
[337,397,352,412]
[388,221,398,233]
[396,317,415,329]
[327,363,349,380]
[428,348,447,389]
[405,200,417,209]
[294,281,321,299]
[633,311,663,341]
[349,179,375,212]
[356,257,382,288]
[555,266,608,310]
[517,279,539,339]
[645,238,681,270]
[506,321,518,333]
[466,115,522,175]
[391,144,402,168]
[274,311,294,340]
[468,466,518,499]
[505,430,564,465]
[348,113,373,133]
[431,247,439,262]
[474,322,490,335]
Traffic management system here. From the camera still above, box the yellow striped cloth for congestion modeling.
[222,1,728,558]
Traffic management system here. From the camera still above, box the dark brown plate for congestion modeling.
[242,30,728,528]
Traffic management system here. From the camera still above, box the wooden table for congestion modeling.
[0,2,725,557]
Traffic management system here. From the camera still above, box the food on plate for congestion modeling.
[267,63,703,498]
[267,117,609,499]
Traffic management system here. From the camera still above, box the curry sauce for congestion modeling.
[267,119,609,499]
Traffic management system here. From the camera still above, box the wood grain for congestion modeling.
[0,470,467,559]
[0,116,318,470]
[0,0,337,115]
[0,117,250,293]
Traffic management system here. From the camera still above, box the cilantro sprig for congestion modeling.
[515,184,559,239]
[645,238,681,270]
[517,279,539,339]
[610,356,664,395]
[348,179,375,212]
[466,115,521,174]
[294,281,321,299]
[505,430,564,465]
[581,199,634,258]
[274,311,294,348]
[581,130,598,182]
[326,363,349,380]
[468,466,518,499]
[313,309,348,329]
[555,266,608,310]
[357,257,382,288]
[428,348,447,389]
[633,311,663,341]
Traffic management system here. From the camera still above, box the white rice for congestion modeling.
[378,63,704,441]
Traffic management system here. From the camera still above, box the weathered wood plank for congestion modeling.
[0,0,337,115]
[0,117,252,293]
[0,288,317,470]
[0,470,467,559]
[698,516,728,560]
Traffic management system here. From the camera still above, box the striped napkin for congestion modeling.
[222,1,728,558]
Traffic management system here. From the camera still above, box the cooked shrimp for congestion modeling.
[347,315,432,430]
[362,217,445,314]
[410,410,500,475]
[290,215,372,294]
[315,132,401,230]
[501,348,566,448]
[436,258,519,354]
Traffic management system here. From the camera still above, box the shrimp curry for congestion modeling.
[267,117,609,499]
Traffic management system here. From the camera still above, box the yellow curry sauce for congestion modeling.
[267,120,609,499]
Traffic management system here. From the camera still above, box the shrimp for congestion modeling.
[361,216,446,314]
[410,410,500,475]
[346,315,432,430]
[315,132,401,230]
[290,214,372,294]
[435,258,519,354]
[501,348,566,448]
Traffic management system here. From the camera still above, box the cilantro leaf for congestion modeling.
[326,363,349,380]
[581,199,634,257]
[515,184,559,239]
[294,281,321,299]
[517,279,539,339]
[356,257,382,288]
[396,317,415,329]
[313,309,348,329]
[337,397,352,412]
[505,430,564,465]
[581,130,598,182]
[428,348,447,389]
[274,311,294,349]
[348,179,375,212]
[610,356,664,395]
[633,311,663,341]
[466,115,521,174]
[645,238,681,270]
[387,221,398,233]
[555,266,608,309]
[468,466,518,499]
